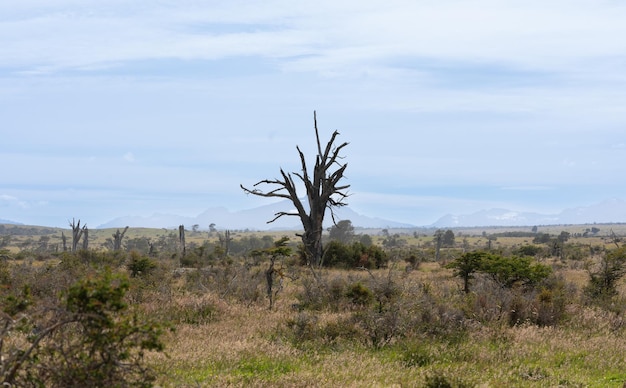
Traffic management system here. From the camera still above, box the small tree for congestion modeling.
[480,254,552,288]
[241,112,349,266]
[328,219,355,244]
[442,229,455,247]
[446,251,487,293]
[447,251,551,292]
[585,246,626,303]
[252,237,293,310]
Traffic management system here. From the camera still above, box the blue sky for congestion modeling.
[2,1,626,228]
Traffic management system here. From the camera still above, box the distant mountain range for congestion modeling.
[0,218,22,225]
[97,200,415,230]
[4,199,626,230]
[430,198,626,228]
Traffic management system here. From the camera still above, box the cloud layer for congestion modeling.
[2,1,626,227]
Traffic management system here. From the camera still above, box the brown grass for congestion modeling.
[135,264,626,387]
[4,224,626,387]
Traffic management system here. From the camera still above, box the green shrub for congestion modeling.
[345,282,373,307]
[479,254,552,288]
[424,372,473,388]
[584,246,626,308]
[127,250,157,277]
[1,270,165,387]
[322,241,388,269]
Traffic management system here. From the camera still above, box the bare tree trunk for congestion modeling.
[219,230,232,258]
[266,257,276,310]
[178,225,186,258]
[69,219,87,252]
[241,112,349,266]
[61,232,67,252]
[112,226,129,251]
[82,227,88,251]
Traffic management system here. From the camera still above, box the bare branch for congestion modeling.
[240,111,348,266]
[267,211,300,223]
[314,111,323,158]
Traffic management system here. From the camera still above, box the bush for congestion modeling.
[322,241,388,269]
[479,254,552,288]
[584,246,626,307]
[127,250,157,277]
[1,270,165,387]
[345,282,373,307]
[515,244,543,257]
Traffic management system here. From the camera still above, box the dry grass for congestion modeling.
[4,224,626,387]
[137,265,626,387]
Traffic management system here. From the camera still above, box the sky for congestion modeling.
[2,0,626,228]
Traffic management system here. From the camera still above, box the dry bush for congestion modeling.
[125,259,175,305]
[286,267,469,349]
[157,295,220,325]
[183,264,264,306]
[295,270,342,311]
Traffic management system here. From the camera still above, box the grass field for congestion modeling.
[2,223,626,386]
[145,266,626,387]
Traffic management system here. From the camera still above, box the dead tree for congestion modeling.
[178,225,186,257]
[61,232,67,252]
[69,219,87,252]
[82,227,89,251]
[241,111,349,266]
[112,226,129,251]
[218,230,233,258]
[609,229,622,248]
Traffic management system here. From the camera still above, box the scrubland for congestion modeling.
[2,224,626,387]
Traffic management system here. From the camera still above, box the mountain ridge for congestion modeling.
[97,200,415,230]
[6,199,626,230]
[430,198,626,228]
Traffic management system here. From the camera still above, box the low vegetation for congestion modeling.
[2,222,626,387]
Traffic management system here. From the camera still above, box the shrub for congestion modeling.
[479,254,552,288]
[424,372,473,388]
[345,282,373,307]
[584,246,626,307]
[321,241,388,269]
[515,244,542,257]
[127,250,157,277]
[1,270,165,387]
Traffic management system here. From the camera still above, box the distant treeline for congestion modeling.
[0,224,57,236]
[488,231,538,238]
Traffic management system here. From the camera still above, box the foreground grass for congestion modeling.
[4,228,626,387]
[152,312,626,387]
[144,272,626,388]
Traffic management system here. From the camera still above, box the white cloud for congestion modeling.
[0,194,29,209]
[2,1,626,227]
[3,1,626,77]
[0,194,18,201]
[123,152,135,162]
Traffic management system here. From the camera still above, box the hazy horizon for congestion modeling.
[3,1,626,228]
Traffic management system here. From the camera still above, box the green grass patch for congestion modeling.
[233,355,298,382]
